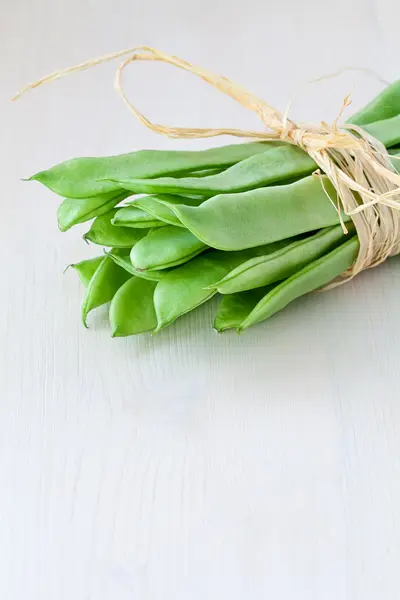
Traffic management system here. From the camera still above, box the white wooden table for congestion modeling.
[2,1,400,598]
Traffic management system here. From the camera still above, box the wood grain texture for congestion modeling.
[1,0,400,598]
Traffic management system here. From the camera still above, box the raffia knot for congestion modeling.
[284,125,310,151]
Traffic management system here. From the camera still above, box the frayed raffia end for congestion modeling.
[13,46,400,286]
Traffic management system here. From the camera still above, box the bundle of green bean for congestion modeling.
[31,80,400,335]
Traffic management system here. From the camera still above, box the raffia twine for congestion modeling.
[13,46,400,288]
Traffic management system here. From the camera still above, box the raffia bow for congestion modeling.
[13,46,400,286]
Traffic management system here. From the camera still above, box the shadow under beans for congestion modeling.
[78,255,400,391]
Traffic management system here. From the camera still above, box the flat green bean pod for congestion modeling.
[165,175,350,250]
[188,167,223,177]
[106,248,171,281]
[108,145,317,196]
[69,256,104,287]
[57,191,129,232]
[389,148,400,173]
[153,245,292,331]
[153,252,238,331]
[98,118,400,197]
[133,194,205,227]
[29,142,272,198]
[83,209,149,247]
[348,78,400,126]
[238,237,360,331]
[109,277,158,337]
[362,114,400,149]
[112,205,167,228]
[81,254,131,326]
[213,286,276,332]
[105,248,136,275]
[130,225,208,271]
[211,224,354,294]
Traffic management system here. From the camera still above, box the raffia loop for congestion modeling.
[13,46,400,284]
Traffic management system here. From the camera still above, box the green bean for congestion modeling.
[392,155,400,176]
[153,246,290,331]
[130,268,171,281]
[133,195,205,227]
[130,225,208,271]
[81,254,131,326]
[363,114,400,149]
[98,117,400,197]
[69,256,104,287]
[105,248,136,275]
[189,167,223,177]
[29,142,273,198]
[238,237,360,331]
[108,145,316,196]
[348,79,400,126]
[213,286,275,332]
[166,174,350,250]
[83,209,149,247]
[109,277,157,336]
[106,248,171,281]
[389,148,400,174]
[57,191,129,232]
[112,205,167,229]
[153,252,235,331]
[211,224,353,294]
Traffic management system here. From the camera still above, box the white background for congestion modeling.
[2,0,400,598]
